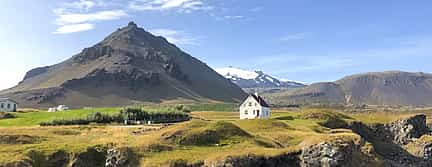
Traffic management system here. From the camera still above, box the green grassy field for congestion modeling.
[0,108,119,127]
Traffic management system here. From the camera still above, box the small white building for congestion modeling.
[48,105,70,112]
[239,93,271,119]
[0,98,18,112]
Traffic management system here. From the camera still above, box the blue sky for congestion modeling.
[0,0,431,90]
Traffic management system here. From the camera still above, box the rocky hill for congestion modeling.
[266,71,432,106]
[216,67,305,89]
[0,22,246,108]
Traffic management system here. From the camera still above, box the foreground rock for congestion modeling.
[350,114,432,167]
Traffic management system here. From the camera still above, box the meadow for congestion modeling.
[0,104,431,166]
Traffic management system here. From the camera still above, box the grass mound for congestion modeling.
[52,130,81,136]
[0,135,42,144]
[294,109,352,129]
[294,109,352,120]
[164,120,251,146]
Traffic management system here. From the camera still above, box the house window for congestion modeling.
[244,110,248,115]
[0,103,3,108]
[253,110,255,115]
[249,102,252,106]
[255,103,257,106]
[7,104,10,109]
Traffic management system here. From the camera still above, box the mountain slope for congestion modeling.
[0,22,246,108]
[216,67,305,88]
[266,71,432,106]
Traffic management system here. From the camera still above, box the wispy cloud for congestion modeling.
[279,32,311,41]
[52,0,216,34]
[149,28,199,45]
[54,23,95,34]
[128,0,213,12]
[223,15,244,20]
[55,10,128,25]
[53,0,128,34]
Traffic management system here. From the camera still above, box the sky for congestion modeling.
[0,0,432,90]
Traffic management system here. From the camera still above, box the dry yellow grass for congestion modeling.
[1,107,426,166]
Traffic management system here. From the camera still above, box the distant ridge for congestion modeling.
[266,71,432,106]
[0,22,246,108]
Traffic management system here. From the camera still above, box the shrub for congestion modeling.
[40,119,90,126]
[172,105,191,113]
[40,108,190,126]
[120,107,190,124]
[0,112,15,119]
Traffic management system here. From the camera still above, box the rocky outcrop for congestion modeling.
[105,148,137,167]
[301,141,354,167]
[386,115,429,145]
[1,161,32,167]
[350,114,432,167]
[351,114,429,145]
[70,148,107,167]
[206,152,301,167]
[423,143,432,160]
[63,68,160,90]
[21,66,50,81]
[204,139,380,167]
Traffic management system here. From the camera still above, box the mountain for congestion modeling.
[216,67,306,89]
[0,22,246,108]
[266,71,432,106]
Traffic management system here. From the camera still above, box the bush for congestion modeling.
[40,119,90,126]
[172,105,191,113]
[120,107,190,124]
[40,108,191,126]
[0,112,15,119]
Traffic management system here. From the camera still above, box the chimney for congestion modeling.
[254,92,259,97]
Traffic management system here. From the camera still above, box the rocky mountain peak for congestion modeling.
[1,21,246,108]
[127,21,138,28]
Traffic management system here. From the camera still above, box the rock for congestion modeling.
[70,148,106,167]
[1,161,32,167]
[386,115,429,145]
[300,141,355,167]
[207,152,301,167]
[105,148,134,167]
[351,114,429,146]
[423,143,432,160]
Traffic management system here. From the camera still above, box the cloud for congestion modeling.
[128,0,213,12]
[279,32,311,41]
[223,15,244,20]
[53,23,95,34]
[67,0,98,10]
[55,10,128,25]
[53,1,128,34]
[149,28,198,45]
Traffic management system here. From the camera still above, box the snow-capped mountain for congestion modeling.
[216,67,306,88]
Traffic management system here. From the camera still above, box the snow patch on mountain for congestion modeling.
[216,67,259,80]
[215,67,306,88]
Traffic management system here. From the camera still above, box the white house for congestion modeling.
[239,93,271,119]
[0,98,18,112]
